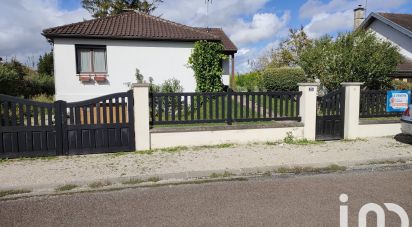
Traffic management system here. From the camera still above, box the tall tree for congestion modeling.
[82,0,163,18]
[250,27,312,71]
[37,51,54,76]
[299,30,402,90]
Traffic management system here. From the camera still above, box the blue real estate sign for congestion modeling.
[386,90,411,112]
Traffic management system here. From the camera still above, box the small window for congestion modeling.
[76,46,107,74]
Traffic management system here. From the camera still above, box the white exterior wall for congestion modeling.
[367,20,412,59]
[54,38,207,102]
[222,59,230,86]
[357,123,401,138]
[150,127,304,149]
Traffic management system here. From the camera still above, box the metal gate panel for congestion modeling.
[63,91,135,155]
[316,88,345,140]
[0,90,135,159]
[0,95,57,158]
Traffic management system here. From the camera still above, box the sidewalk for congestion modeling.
[0,136,411,193]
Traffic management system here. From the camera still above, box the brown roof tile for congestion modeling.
[397,58,412,72]
[43,11,237,53]
[195,28,237,53]
[378,13,412,33]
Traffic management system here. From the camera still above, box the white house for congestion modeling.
[355,6,412,82]
[42,11,237,102]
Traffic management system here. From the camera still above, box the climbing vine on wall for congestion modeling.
[188,40,227,92]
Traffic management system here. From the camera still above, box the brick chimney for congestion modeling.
[354,5,365,29]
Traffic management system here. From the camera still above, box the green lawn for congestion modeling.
[150,94,299,124]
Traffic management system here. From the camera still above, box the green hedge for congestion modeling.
[0,64,22,96]
[261,67,307,91]
[0,63,54,98]
[235,72,263,91]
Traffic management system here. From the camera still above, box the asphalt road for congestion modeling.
[1,168,411,227]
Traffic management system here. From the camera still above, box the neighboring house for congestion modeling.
[42,11,237,102]
[354,6,412,82]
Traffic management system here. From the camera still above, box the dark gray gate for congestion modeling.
[0,95,58,158]
[316,88,345,140]
[0,91,135,159]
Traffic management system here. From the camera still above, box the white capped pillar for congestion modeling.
[341,82,363,139]
[298,83,320,140]
[132,83,151,150]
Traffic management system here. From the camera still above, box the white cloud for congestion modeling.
[230,12,290,46]
[237,48,251,56]
[156,0,269,28]
[0,0,90,64]
[300,0,407,39]
[156,0,290,72]
[299,0,407,19]
[234,40,282,73]
[304,10,353,38]
[156,0,288,46]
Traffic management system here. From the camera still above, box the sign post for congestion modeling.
[386,90,411,112]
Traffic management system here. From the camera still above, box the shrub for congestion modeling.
[31,94,54,103]
[391,80,412,90]
[37,51,54,76]
[160,78,184,93]
[299,30,401,90]
[0,64,21,96]
[148,77,160,93]
[261,67,307,91]
[25,74,55,97]
[235,72,263,91]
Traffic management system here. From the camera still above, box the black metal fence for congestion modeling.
[359,90,403,118]
[0,91,134,159]
[149,91,302,125]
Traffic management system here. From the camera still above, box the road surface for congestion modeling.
[1,168,411,226]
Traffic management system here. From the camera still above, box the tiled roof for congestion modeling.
[378,13,412,33]
[397,58,412,72]
[43,11,237,53]
[195,28,237,52]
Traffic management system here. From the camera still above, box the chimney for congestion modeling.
[353,5,365,29]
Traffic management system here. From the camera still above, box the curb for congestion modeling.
[1,156,412,200]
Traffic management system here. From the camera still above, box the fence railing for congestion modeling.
[359,90,403,118]
[0,91,134,159]
[149,91,302,125]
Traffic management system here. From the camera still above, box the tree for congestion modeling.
[299,30,402,91]
[0,64,21,96]
[38,52,54,76]
[188,41,227,92]
[82,0,163,18]
[250,27,312,71]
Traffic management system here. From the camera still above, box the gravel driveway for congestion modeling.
[0,136,411,189]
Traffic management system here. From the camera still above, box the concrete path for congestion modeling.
[0,136,411,192]
[0,168,411,227]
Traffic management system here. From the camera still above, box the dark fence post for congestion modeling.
[127,90,135,150]
[227,90,232,125]
[54,100,67,156]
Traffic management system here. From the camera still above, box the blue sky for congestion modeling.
[1,0,412,72]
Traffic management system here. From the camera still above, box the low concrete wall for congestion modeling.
[357,123,401,138]
[150,125,304,149]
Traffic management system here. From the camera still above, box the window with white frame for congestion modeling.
[76,45,107,74]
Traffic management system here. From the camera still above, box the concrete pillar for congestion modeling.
[298,83,320,140]
[341,82,363,139]
[132,83,150,151]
